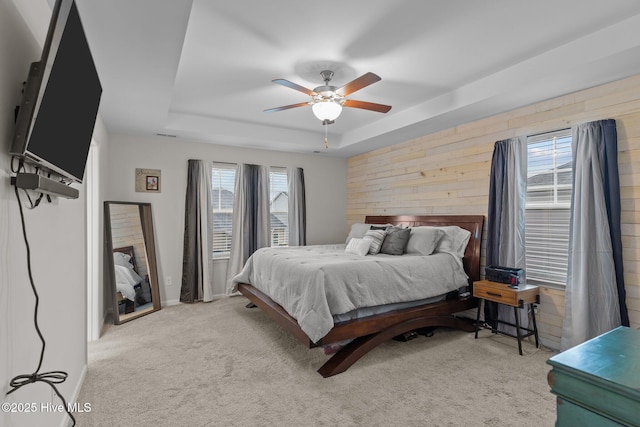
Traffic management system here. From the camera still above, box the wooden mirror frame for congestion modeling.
[104,201,161,324]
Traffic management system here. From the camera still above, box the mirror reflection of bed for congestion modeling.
[113,245,153,320]
[105,201,161,325]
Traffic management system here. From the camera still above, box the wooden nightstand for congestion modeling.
[473,279,539,355]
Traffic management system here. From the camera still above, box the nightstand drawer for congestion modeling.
[473,280,539,307]
[474,285,517,305]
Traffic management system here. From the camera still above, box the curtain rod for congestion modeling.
[209,160,236,166]
[210,161,296,170]
[527,126,570,139]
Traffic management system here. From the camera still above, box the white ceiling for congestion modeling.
[75,0,640,157]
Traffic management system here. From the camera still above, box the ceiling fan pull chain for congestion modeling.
[324,125,329,149]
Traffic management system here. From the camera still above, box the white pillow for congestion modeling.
[405,227,445,255]
[113,252,133,269]
[345,223,371,244]
[436,226,471,258]
[363,229,387,254]
[345,238,371,256]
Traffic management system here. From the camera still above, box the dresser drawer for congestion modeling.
[555,398,622,427]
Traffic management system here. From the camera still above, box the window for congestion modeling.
[211,163,236,258]
[210,164,288,256]
[269,168,288,247]
[525,129,572,287]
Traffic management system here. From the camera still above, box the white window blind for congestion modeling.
[525,129,572,287]
[269,168,288,247]
[211,163,236,258]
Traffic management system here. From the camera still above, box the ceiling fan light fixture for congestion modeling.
[266,69,391,129]
[312,100,342,121]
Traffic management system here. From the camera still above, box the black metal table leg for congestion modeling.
[475,300,481,339]
[530,303,539,348]
[514,306,523,355]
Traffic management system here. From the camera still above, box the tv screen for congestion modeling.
[10,0,101,183]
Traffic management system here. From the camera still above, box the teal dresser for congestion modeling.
[547,326,640,426]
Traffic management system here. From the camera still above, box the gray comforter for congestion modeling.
[231,244,469,343]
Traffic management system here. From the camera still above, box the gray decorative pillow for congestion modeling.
[370,225,390,231]
[363,229,387,254]
[380,227,411,255]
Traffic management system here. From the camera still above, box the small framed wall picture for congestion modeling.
[135,168,161,193]
[146,175,159,191]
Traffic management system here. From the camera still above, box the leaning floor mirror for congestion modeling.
[105,201,161,324]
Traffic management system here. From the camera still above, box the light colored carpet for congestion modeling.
[76,296,557,426]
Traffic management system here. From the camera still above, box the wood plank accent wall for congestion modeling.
[109,204,149,279]
[347,74,640,350]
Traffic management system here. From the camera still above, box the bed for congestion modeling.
[234,214,484,377]
[113,246,147,314]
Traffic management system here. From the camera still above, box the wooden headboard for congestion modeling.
[113,245,138,273]
[364,215,484,284]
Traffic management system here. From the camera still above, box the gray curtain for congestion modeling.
[180,160,215,303]
[561,119,628,351]
[226,164,270,293]
[287,167,306,246]
[485,136,527,331]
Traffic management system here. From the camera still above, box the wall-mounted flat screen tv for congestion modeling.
[10,0,102,184]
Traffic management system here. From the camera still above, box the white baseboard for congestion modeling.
[58,363,88,427]
[163,293,227,307]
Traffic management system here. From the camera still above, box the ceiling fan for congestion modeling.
[264,70,392,125]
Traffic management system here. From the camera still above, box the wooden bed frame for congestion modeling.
[237,214,484,377]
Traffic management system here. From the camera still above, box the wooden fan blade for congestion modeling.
[272,79,317,96]
[339,72,381,96]
[343,99,392,113]
[263,102,310,113]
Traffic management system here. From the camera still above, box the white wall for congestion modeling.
[86,117,110,338]
[106,134,348,303]
[1,1,87,425]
